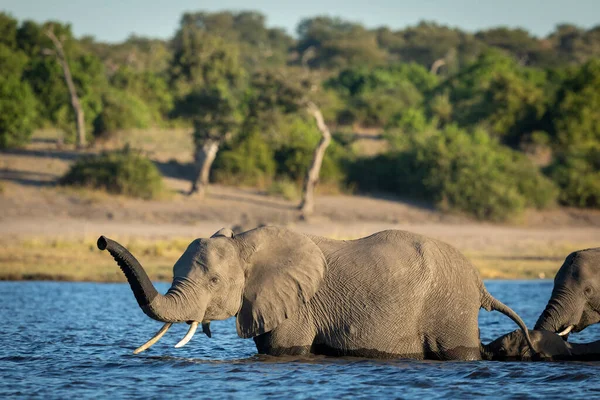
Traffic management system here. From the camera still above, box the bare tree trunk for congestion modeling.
[45,27,86,149]
[430,58,446,75]
[189,139,220,198]
[299,102,332,217]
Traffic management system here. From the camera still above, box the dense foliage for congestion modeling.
[0,44,38,148]
[3,10,600,217]
[60,147,164,199]
[351,121,558,220]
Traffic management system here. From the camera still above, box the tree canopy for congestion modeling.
[2,10,600,217]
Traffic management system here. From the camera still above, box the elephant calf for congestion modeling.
[98,226,536,360]
[483,329,600,361]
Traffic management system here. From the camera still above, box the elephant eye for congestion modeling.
[585,287,594,297]
[210,276,220,285]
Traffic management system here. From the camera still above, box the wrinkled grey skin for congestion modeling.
[483,329,600,361]
[535,248,600,336]
[103,226,536,360]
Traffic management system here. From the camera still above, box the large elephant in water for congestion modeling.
[98,226,535,360]
[535,248,600,337]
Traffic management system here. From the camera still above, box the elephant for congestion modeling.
[98,226,536,360]
[482,329,600,361]
[535,248,600,337]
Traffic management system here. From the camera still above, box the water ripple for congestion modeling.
[2,281,600,399]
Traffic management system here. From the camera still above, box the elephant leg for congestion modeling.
[424,316,482,361]
[253,312,317,356]
[439,345,482,361]
[423,336,481,360]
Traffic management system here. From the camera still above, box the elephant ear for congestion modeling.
[235,226,327,338]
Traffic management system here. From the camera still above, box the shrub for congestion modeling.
[350,125,558,221]
[93,89,153,138]
[547,145,600,208]
[212,130,277,186]
[347,152,427,198]
[267,179,300,201]
[60,146,164,199]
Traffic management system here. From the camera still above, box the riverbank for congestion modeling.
[1,216,598,281]
[1,135,599,281]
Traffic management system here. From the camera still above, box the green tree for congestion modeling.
[546,59,600,208]
[93,89,153,136]
[176,11,292,70]
[296,16,386,69]
[0,12,18,50]
[110,66,173,123]
[548,145,600,208]
[18,20,105,145]
[44,25,88,147]
[550,59,600,150]
[326,63,437,127]
[547,24,600,65]
[80,35,172,74]
[0,44,38,148]
[376,21,487,72]
[170,23,247,197]
[474,27,545,66]
[433,51,546,146]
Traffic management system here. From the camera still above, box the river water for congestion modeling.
[1,280,600,399]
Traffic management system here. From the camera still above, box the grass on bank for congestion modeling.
[0,237,192,282]
[0,236,596,281]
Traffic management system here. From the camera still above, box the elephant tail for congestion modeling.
[481,290,538,358]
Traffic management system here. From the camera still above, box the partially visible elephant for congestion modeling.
[483,329,600,361]
[535,248,600,337]
[98,226,536,360]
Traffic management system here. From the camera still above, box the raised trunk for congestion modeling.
[97,236,198,322]
[299,102,332,217]
[45,27,86,149]
[189,139,220,198]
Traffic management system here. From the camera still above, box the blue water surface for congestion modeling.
[1,280,600,399]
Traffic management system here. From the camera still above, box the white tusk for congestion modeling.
[558,325,574,336]
[174,321,198,348]
[133,322,173,354]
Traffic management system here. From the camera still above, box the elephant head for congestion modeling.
[535,248,600,337]
[482,329,570,361]
[98,226,327,353]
